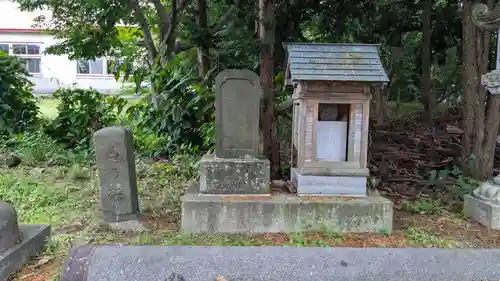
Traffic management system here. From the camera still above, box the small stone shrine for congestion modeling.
[0,201,50,280]
[181,67,392,234]
[463,2,500,229]
[284,42,388,197]
[94,127,146,232]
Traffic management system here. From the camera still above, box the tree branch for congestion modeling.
[130,0,157,63]
[150,0,170,44]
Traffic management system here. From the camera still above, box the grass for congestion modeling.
[37,96,141,121]
[37,98,60,119]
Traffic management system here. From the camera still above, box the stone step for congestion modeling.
[60,245,500,281]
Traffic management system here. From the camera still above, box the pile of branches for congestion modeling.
[368,108,500,200]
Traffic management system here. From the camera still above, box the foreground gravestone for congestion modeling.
[0,201,50,280]
[60,245,500,281]
[94,127,146,232]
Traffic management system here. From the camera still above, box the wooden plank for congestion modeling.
[360,89,371,168]
[312,102,318,161]
[347,104,356,162]
[297,101,306,168]
[304,81,365,93]
[353,104,363,164]
[304,101,315,164]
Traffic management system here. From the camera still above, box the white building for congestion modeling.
[0,1,124,95]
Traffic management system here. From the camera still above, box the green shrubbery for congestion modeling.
[0,53,39,135]
[0,55,215,166]
[44,88,128,149]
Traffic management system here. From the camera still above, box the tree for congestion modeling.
[461,0,500,180]
[259,0,280,179]
[421,0,435,124]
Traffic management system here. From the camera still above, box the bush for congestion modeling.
[0,53,39,135]
[44,88,127,149]
[127,58,214,157]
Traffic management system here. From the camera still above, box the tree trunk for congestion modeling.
[461,0,500,180]
[195,0,210,78]
[421,0,436,124]
[259,0,280,179]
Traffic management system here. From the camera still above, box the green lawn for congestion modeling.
[37,97,141,120]
[38,98,60,119]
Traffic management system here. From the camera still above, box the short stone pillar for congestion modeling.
[0,201,50,280]
[94,127,146,232]
[200,69,270,195]
[464,175,500,229]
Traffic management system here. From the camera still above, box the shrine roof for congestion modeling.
[283,42,389,83]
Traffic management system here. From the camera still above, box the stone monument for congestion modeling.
[94,127,146,232]
[199,69,270,195]
[0,201,50,280]
[463,2,500,230]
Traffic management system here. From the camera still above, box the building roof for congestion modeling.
[284,42,389,83]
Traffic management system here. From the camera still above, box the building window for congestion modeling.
[77,59,105,75]
[0,44,9,54]
[11,44,41,74]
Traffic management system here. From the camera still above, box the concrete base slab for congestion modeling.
[199,154,270,194]
[0,224,51,280]
[464,194,500,229]
[291,168,367,196]
[58,246,500,281]
[181,182,392,234]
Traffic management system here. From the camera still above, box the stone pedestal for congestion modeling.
[199,154,270,194]
[464,195,500,229]
[0,201,50,280]
[291,167,369,196]
[181,182,392,234]
[463,175,500,229]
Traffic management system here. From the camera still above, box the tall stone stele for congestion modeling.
[198,69,270,195]
[463,2,500,229]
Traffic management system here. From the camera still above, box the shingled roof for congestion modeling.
[284,42,389,84]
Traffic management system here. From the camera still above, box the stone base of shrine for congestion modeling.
[463,195,500,230]
[180,181,393,235]
[291,167,369,196]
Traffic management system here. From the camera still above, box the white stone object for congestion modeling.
[482,69,500,95]
[472,175,500,205]
[464,175,500,229]
[316,121,347,162]
[291,169,367,196]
